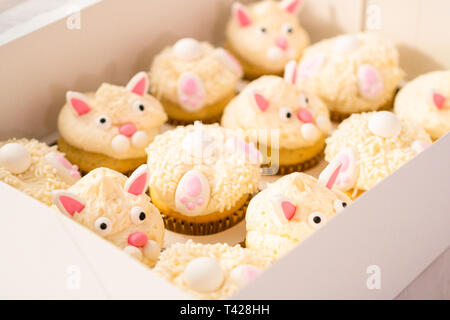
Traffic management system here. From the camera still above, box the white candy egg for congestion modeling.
[368,111,401,138]
[183,257,224,293]
[111,135,130,153]
[301,123,321,142]
[0,143,31,174]
[173,38,203,60]
[142,240,161,261]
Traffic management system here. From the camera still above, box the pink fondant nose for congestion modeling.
[276,37,288,51]
[128,232,148,248]
[119,123,137,137]
[297,109,314,123]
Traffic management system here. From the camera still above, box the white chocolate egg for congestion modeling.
[0,143,31,174]
[123,245,143,260]
[111,135,130,153]
[131,131,148,148]
[173,38,203,60]
[183,257,224,293]
[142,240,161,261]
[368,111,401,138]
[301,123,321,142]
[316,115,332,133]
[333,35,361,54]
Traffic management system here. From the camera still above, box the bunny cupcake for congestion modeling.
[246,172,351,260]
[154,240,270,300]
[52,165,164,267]
[293,32,404,121]
[0,138,80,206]
[221,72,332,174]
[58,72,167,174]
[149,38,243,125]
[322,111,432,198]
[146,122,261,235]
[394,70,450,140]
[225,0,310,79]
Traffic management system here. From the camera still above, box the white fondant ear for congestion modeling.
[177,72,206,112]
[125,164,149,196]
[52,190,86,217]
[214,48,243,78]
[66,91,91,116]
[232,2,251,27]
[252,91,269,112]
[284,60,298,85]
[271,194,297,223]
[319,148,359,191]
[280,0,303,14]
[175,170,210,216]
[126,72,149,96]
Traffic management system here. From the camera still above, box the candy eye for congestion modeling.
[299,94,309,107]
[259,26,268,34]
[282,23,294,34]
[94,217,112,236]
[333,199,348,213]
[96,115,111,130]
[130,206,146,224]
[308,212,327,229]
[133,101,146,113]
[279,107,293,121]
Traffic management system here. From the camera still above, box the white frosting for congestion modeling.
[181,130,216,159]
[111,135,130,153]
[0,143,31,174]
[183,257,225,293]
[173,38,203,60]
[368,111,401,138]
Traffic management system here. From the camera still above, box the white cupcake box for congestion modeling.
[0,0,449,299]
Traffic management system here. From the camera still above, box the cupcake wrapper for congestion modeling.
[167,113,222,126]
[162,196,251,235]
[262,149,324,175]
[330,99,395,123]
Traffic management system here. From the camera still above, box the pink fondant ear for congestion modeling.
[232,2,251,27]
[214,48,243,78]
[319,148,359,192]
[433,91,446,110]
[52,190,85,217]
[280,0,303,14]
[66,91,91,116]
[126,72,149,96]
[252,91,269,112]
[125,164,149,196]
[284,60,298,85]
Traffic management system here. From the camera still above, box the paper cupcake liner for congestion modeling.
[167,113,223,126]
[162,196,251,235]
[330,99,394,123]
